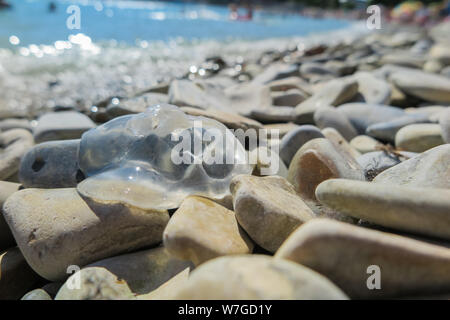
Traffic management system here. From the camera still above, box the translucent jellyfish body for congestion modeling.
[77,104,252,210]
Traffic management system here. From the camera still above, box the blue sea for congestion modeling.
[0,0,351,47]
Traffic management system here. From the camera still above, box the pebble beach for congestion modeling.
[1,1,450,301]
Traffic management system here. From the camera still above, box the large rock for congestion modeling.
[389,69,450,103]
[55,267,135,300]
[279,125,324,166]
[0,129,34,180]
[275,219,450,299]
[373,144,450,189]
[316,179,450,240]
[3,188,169,281]
[33,111,95,143]
[230,175,315,253]
[172,255,348,300]
[395,123,444,152]
[163,196,253,265]
[287,138,365,203]
[294,77,358,124]
[87,247,192,295]
[0,247,41,300]
[19,139,82,188]
[313,106,358,141]
[0,181,19,251]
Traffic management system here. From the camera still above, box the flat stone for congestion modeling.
[21,289,52,300]
[251,63,300,84]
[427,106,450,123]
[138,268,190,300]
[279,125,324,166]
[0,247,41,300]
[180,107,262,131]
[294,77,359,124]
[263,122,299,138]
[172,255,348,300]
[321,127,361,159]
[168,79,226,111]
[389,70,450,103]
[106,93,169,117]
[0,119,31,132]
[395,123,444,152]
[2,188,169,281]
[266,76,312,95]
[373,144,450,189]
[87,246,192,295]
[288,138,365,203]
[423,59,445,73]
[357,150,416,181]
[275,219,450,299]
[33,111,95,143]
[352,72,391,105]
[249,106,295,123]
[366,113,431,143]
[55,267,135,300]
[380,52,425,69]
[337,103,404,134]
[0,181,19,251]
[300,62,338,79]
[224,83,273,116]
[0,129,34,180]
[230,175,315,253]
[350,135,383,154]
[313,106,358,141]
[316,179,450,240]
[439,108,450,143]
[272,89,307,106]
[163,196,253,265]
[19,139,82,188]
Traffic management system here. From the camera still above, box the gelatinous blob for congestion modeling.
[77,104,251,210]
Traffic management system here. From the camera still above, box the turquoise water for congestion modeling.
[0,0,351,47]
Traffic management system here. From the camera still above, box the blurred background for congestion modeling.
[0,0,449,118]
